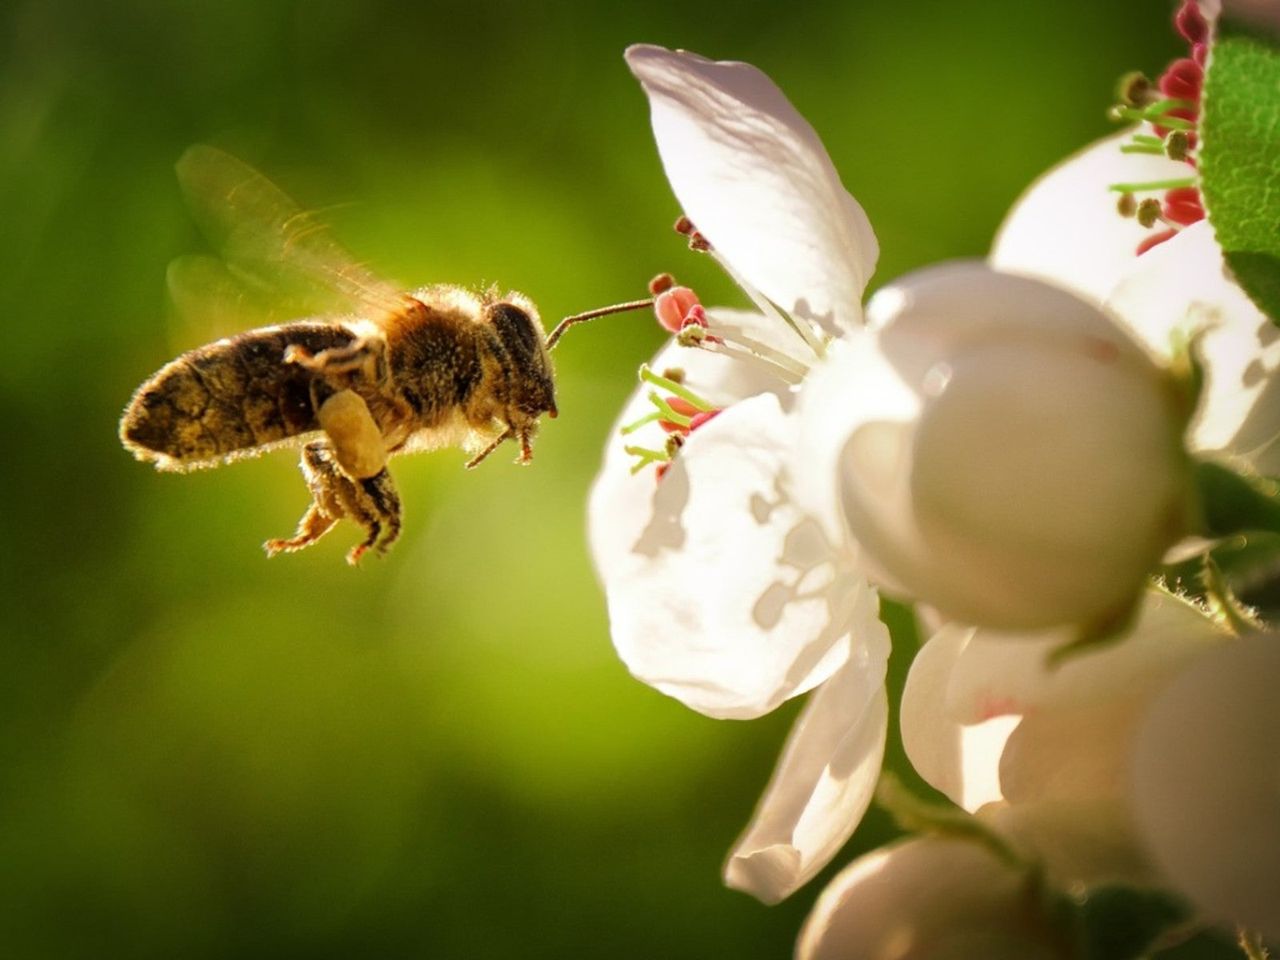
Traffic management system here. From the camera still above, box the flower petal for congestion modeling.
[799,264,1189,632]
[589,309,793,574]
[899,623,1016,813]
[626,44,877,336]
[797,837,1068,960]
[724,620,889,904]
[1104,222,1280,466]
[990,130,1190,307]
[1133,635,1280,940]
[589,392,860,719]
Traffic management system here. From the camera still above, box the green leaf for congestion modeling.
[1193,459,1280,537]
[1200,20,1280,325]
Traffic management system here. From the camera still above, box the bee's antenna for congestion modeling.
[545,298,654,351]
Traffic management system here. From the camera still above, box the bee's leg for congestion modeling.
[284,336,390,386]
[264,441,402,564]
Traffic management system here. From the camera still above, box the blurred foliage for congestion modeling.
[0,0,1236,957]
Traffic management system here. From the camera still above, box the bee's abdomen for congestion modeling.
[120,322,355,470]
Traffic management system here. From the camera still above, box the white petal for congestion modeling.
[1104,222,1280,466]
[797,837,1064,960]
[626,44,877,336]
[991,130,1190,306]
[1133,636,1280,940]
[724,622,889,904]
[945,589,1224,720]
[588,310,792,576]
[900,623,1016,812]
[802,264,1189,632]
[590,392,859,719]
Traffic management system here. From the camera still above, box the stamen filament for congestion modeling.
[1130,133,1165,146]
[1120,143,1168,155]
[715,329,811,379]
[707,250,826,359]
[638,364,714,411]
[1108,177,1199,193]
[703,340,804,385]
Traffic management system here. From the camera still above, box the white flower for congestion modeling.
[1132,634,1280,940]
[991,130,1280,473]
[588,44,890,904]
[894,120,1280,930]
[900,588,1227,889]
[796,837,1073,960]
[794,262,1193,632]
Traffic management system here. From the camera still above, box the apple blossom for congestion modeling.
[588,44,892,904]
[1132,634,1280,940]
[796,837,1074,960]
[900,588,1228,889]
[794,263,1194,632]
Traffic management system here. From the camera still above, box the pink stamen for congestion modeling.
[1158,57,1203,101]
[1163,185,1205,225]
[688,409,722,432]
[658,396,701,433]
[1136,227,1179,255]
[655,286,702,333]
[1175,0,1208,45]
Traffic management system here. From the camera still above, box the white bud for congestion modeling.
[1132,635,1280,940]
[798,263,1192,631]
[796,837,1072,960]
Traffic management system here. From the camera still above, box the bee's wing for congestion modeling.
[175,144,418,327]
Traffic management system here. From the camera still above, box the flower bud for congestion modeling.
[797,837,1072,960]
[798,263,1192,631]
[1132,635,1280,940]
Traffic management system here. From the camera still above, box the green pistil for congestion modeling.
[1120,142,1168,156]
[638,364,714,411]
[647,392,692,427]
[1108,176,1198,193]
[623,444,670,475]
[1108,98,1197,130]
[619,411,661,436]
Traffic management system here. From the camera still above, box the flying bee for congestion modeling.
[120,145,650,563]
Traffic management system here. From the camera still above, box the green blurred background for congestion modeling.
[0,1,1224,957]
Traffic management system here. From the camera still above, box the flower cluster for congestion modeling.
[590,3,1280,956]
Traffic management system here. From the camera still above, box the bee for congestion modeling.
[120,146,649,564]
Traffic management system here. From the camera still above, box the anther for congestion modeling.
[674,215,695,235]
[1163,185,1205,225]
[678,324,707,347]
[654,285,702,333]
[1159,58,1203,102]
[688,409,721,432]
[1117,193,1138,218]
[1116,71,1153,106]
[688,231,712,252]
[1164,130,1190,162]
[649,273,676,296]
[1136,197,1163,229]
[1175,0,1208,45]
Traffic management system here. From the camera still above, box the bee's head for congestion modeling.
[484,294,557,422]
